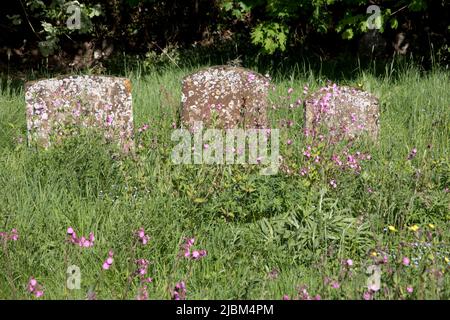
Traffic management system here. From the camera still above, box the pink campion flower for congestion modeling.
[287,88,294,94]
[138,123,149,133]
[346,259,353,266]
[330,180,337,189]
[402,257,410,266]
[298,286,311,300]
[135,259,150,278]
[181,236,207,260]
[282,295,290,300]
[406,286,413,293]
[28,277,43,298]
[172,281,187,300]
[300,168,308,176]
[1,229,19,242]
[303,146,312,158]
[407,148,417,160]
[314,295,321,300]
[192,250,200,259]
[136,228,150,245]
[331,281,340,289]
[332,154,343,166]
[347,155,355,163]
[303,86,309,95]
[106,115,114,126]
[29,278,37,290]
[363,291,373,300]
[67,227,95,247]
[10,229,19,241]
[102,251,114,270]
[287,139,292,145]
[34,290,44,298]
[72,109,81,118]
[180,237,195,258]
[191,249,207,260]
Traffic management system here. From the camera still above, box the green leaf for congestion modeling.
[342,28,354,40]
[194,198,207,203]
[390,18,398,29]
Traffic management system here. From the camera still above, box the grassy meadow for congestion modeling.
[0,61,449,299]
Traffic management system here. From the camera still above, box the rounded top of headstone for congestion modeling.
[304,85,380,140]
[180,65,269,129]
[25,75,131,93]
[182,65,269,83]
[305,85,379,106]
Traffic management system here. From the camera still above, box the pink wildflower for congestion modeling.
[330,180,337,189]
[172,281,187,300]
[136,228,150,245]
[402,257,410,266]
[28,277,44,298]
[407,148,417,160]
[66,227,94,248]
[102,251,114,270]
[331,281,340,289]
[363,291,373,300]
[300,167,308,176]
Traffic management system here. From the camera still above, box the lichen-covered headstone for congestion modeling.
[181,66,270,129]
[25,75,134,152]
[304,85,380,140]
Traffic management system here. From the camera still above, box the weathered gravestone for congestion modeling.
[304,85,380,140]
[181,66,270,129]
[25,75,134,152]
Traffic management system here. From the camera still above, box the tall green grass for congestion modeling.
[0,62,448,299]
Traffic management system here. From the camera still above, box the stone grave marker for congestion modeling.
[181,66,270,130]
[304,85,380,140]
[25,75,134,152]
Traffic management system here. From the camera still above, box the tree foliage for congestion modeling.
[1,0,448,71]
